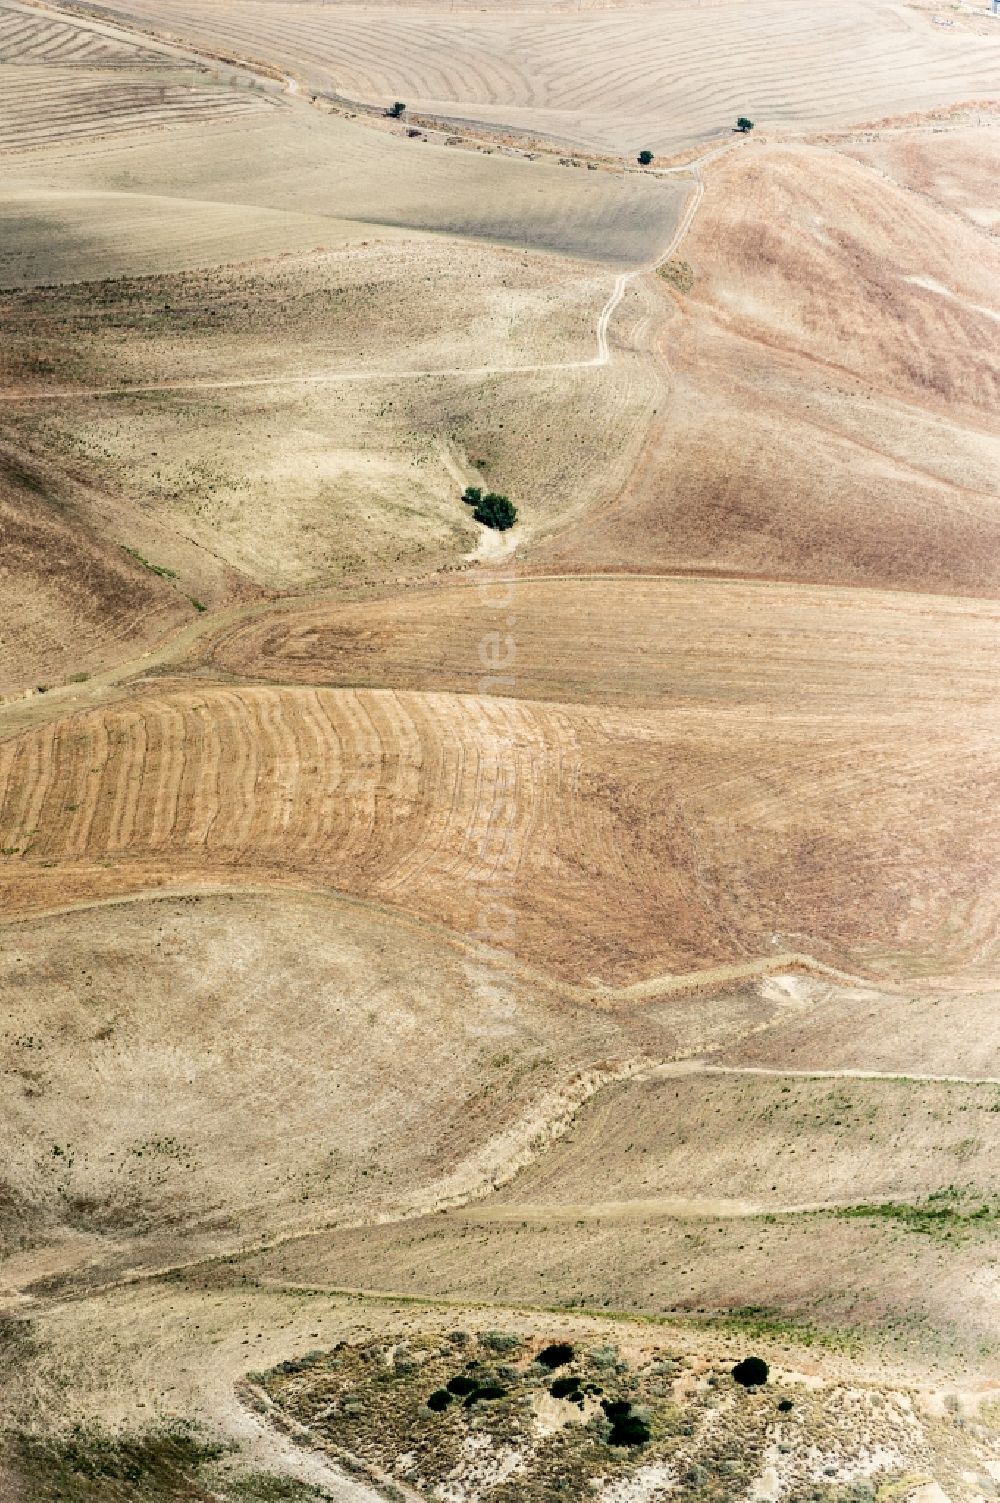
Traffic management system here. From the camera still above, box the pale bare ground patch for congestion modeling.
[77,0,1000,156]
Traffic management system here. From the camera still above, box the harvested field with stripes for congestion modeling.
[0,104,685,287]
[0,65,277,153]
[200,575,1000,710]
[88,0,1000,153]
[0,2,185,68]
[2,681,999,986]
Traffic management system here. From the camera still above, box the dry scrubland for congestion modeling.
[2,0,1000,1499]
[0,245,658,610]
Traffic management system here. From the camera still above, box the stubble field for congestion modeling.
[66,0,1000,154]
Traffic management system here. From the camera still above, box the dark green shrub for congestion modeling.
[732,1356,769,1388]
[387,101,406,118]
[461,486,482,506]
[601,1400,651,1447]
[637,149,654,165]
[464,1384,506,1406]
[536,1342,574,1370]
[426,1389,453,1412]
[736,116,754,132]
[446,1374,479,1396]
[473,493,517,531]
[550,1377,582,1400]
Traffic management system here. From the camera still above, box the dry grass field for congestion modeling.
[0,91,684,285]
[2,0,1000,1498]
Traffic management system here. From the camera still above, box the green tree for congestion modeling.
[388,100,406,118]
[473,493,517,531]
[736,116,755,133]
[637,149,654,166]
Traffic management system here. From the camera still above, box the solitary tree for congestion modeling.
[735,116,755,133]
[473,492,517,531]
[637,148,654,165]
[387,100,406,118]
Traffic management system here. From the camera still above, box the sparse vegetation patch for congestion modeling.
[657,259,694,293]
[258,1331,964,1501]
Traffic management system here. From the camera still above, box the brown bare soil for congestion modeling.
[841,124,1000,234]
[198,574,1000,709]
[530,139,1000,593]
[0,449,196,700]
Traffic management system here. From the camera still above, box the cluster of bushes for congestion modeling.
[462,486,517,532]
[426,1371,508,1411]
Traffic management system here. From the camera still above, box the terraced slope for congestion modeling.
[86,0,1000,153]
[2,682,998,986]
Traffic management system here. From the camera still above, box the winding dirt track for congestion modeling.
[0,148,716,404]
